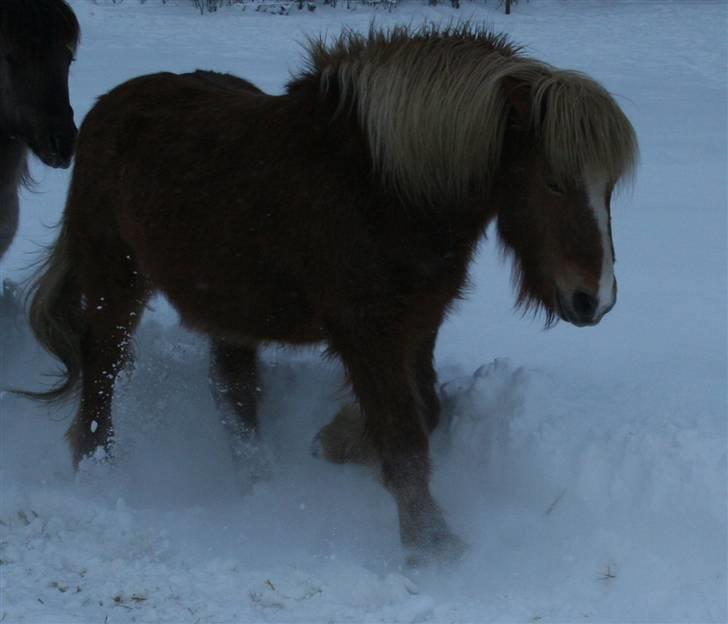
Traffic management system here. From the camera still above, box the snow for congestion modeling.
[1,0,726,622]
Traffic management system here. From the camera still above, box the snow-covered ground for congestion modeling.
[1,1,726,622]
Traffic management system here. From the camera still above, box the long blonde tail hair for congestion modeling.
[24,217,85,402]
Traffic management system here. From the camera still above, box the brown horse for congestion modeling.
[25,25,637,563]
[0,0,79,262]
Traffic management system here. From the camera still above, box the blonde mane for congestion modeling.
[299,24,638,204]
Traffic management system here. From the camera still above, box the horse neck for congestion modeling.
[288,72,499,234]
[446,195,499,251]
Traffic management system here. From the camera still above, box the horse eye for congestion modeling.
[545,178,565,196]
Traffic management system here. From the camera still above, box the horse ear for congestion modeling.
[503,77,532,128]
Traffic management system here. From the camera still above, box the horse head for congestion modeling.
[0,0,79,168]
[496,71,637,327]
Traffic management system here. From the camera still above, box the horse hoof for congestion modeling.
[404,531,467,568]
[73,442,114,472]
[74,447,115,481]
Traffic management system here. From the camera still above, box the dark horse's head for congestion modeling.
[0,0,79,168]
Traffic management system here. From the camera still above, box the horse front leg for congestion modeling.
[414,330,441,434]
[313,330,441,463]
[330,329,464,564]
[208,337,259,439]
[208,337,269,486]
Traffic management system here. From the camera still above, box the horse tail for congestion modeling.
[24,216,85,403]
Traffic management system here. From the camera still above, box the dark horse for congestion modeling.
[0,0,79,262]
[26,25,637,563]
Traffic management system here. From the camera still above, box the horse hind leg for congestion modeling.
[208,338,270,484]
[66,253,150,468]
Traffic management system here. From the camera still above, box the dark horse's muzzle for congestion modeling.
[32,114,78,169]
[46,123,77,169]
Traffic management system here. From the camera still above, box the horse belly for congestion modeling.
[158,272,325,345]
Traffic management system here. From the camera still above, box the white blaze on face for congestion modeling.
[586,171,616,317]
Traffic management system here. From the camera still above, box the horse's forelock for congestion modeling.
[0,0,80,51]
[533,71,638,190]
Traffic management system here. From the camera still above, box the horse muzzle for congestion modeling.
[31,120,78,169]
[45,126,77,168]
[555,286,615,327]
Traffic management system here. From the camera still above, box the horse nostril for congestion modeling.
[572,289,598,320]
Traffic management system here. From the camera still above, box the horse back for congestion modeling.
[66,69,469,343]
[67,71,383,340]
[185,70,263,94]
